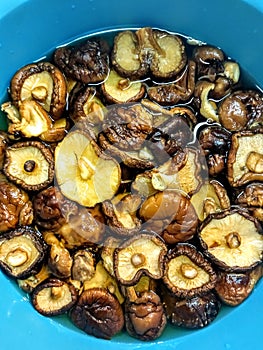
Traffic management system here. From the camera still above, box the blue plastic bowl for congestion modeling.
[0,1,262,349]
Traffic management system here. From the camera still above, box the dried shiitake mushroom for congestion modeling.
[227,130,263,187]
[101,70,146,104]
[9,62,67,120]
[102,193,142,236]
[199,209,263,272]
[0,179,34,232]
[42,231,73,279]
[190,179,230,221]
[114,233,167,285]
[219,90,263,131]
[55,129,121,207]
[194,81,219,122]
[215,265,263,306]
[17,264,51,293]
[71,249,96,283]
[32,278,78,316]
[147,60,196,105]
[125,287,167,341]
[193,45,225,81]
[0,226,47,279]
[234,183,263,220]
[70,287,124,339]
[69,85,105,124]
[162,286,221,329]
[3,140,54,191]
[112,27,187,81]
[163,243,217,298]
[0,132,9,169]
[139,190,198,244]
[54,39,109,84]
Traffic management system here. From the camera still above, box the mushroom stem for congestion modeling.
[31,86,48,102]
[6,248,28,267]
[246,151,263,173]
[78,156,95,180]
[225,232,241,249]
[126,286,138,302]
[131,253,146,267]
[51,286,63,299]
[180,263,198,279]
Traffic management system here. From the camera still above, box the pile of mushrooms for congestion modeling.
[0,27,263,341]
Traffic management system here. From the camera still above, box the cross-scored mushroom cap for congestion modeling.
[10,62,67,120]
[113,233,167,285]
[163,243,217,298]
[55,129,121,207]
[3,140,54,191]
[0,226,47,279]
[32,278,78,316]
[199,209,263,272]
[227,130,263,187]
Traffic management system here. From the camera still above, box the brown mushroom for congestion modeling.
[139,190,198,245]
[162,286,221,329]
[102,193,142,236]
[101,70,146,104]
[0,226,47,279]
[39,118,70,143]
[42,231,73,279]
[71,249,96,282]
[9,62,67,120]
[163,243,217,298]
[193,45,224,81]
[227,130,263,187]
[70,287,124,339]
[0,179,34,232]
[1,100,52,138]
[57,206,105,248]
[0,131,9,169]
[199,208,263,272]
[190,179,230,221]
[218,90,263,131]
[124,287,167,341]
[147,60,196,105]
[194,81,219,122]
[111,27,187,80]
[215,264,263,306]
[17,264,51,293]
[54,39,109,84]
[114,233,167,285]
[3,140,54,191]
[68,85,105,124]
[32,186,78,231]
[32,278,78,316]
[55,129,121,207]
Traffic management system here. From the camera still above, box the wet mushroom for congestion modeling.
[194,81,219,122]
[43,231,73,279]
[215,265,263,306]
[190,179,230,221]
[71,249,96,283]
[68,85,105,124]
[124,287,167,341]
[227,130,263,187]
[114,233,167,285]
[147,60,196,105]
[70,287,124,339]
[101,70,146,104]
[3,140,54,191]
[199,209,263,272]
[139,190,198,245]
[219,90,263,131]
[234,183,263,220]
[111,27,187,80]
[0,131,9,169]
[55,129,121,207]
[9,62,67,120]
[102,193,142,236]
[162,287,221,329]
[54,39,109,84]
[0,226,47,279]
[193,45,225,81]
[0,179,34,232]
[32,278,78,316]
[162,243,217,298]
